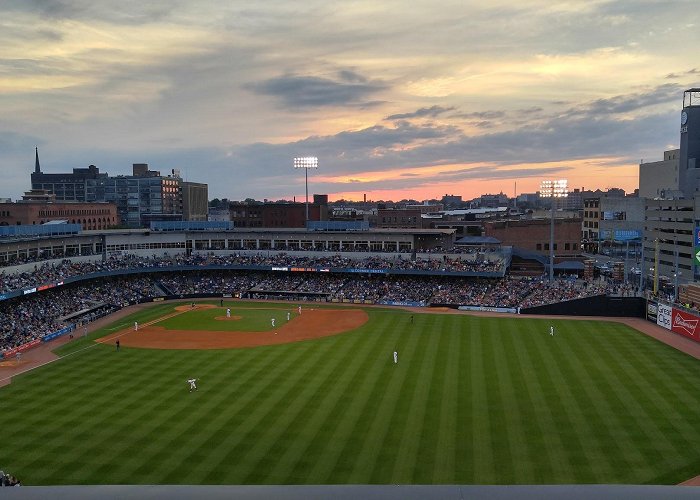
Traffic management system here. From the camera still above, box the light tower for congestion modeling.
[293,156,318,227]
[540,179,568,281]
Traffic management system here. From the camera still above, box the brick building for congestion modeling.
[483,218,582,256]
[0,196,119,230]
[377,208,422,229]
[229,196,328,228]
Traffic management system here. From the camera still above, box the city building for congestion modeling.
[441,194,463,209]
[31,154,108,202]
[377,208,422,229]
[0,191,118,230]
[478,192,509,208]
[582,196,644,255]
[29,152,208,228]
[229,195,328,228]
[483,218,582,257]
[639,89,700,296]
[639,149,680,199]
[181,181,209,222]
[103,165,182,228]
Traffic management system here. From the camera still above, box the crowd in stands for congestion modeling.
[0,254,636,357]
[0,252,505,294]
[0,277,159,354]
[0,470,20,487]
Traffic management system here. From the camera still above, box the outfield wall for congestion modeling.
[520,295,646,318]
[647,299,700,343]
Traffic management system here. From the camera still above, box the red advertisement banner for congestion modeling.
[1,338,42,359]
[671,307,700,341]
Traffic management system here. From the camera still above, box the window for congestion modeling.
[536,243,542,251]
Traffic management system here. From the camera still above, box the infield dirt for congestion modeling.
[98,305,370,350]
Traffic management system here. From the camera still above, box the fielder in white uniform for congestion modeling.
[287,312,291,321]
[134,321,138,331]
[550,325,554,336]
[393,351,398,364]
[187,378,197,392]
[298,305,302,314]
[271,318,275,327]
[226,308,231,318]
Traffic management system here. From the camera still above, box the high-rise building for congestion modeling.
[29,155,208,228]
[679,89,700,197]
[31,149,108,202]
[182,181,209,221]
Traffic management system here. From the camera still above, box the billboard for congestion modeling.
[657,302,672,330]
[671,308,700,341]
[646,300,658,323]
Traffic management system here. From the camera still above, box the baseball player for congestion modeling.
[393,351,398,364]
[298,305,302,314]
[226,308,231,318]
[187,378,198,392]
[271,318,276,327]
[550,325,554,336]
[287,312,291,321]
[134,321,138,331]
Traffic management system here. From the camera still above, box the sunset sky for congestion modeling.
[1,1,698,201]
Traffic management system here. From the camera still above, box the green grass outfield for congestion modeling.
[2,302,700,485]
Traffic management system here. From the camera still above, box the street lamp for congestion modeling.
[293,156,319,227]
[540,179,568,281]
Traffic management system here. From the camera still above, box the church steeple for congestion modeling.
[34,147,41,174]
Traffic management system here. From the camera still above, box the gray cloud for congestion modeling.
[385,105,455,120]
[451,110,505,120]
[564,83,681,117]
[5,0,182,24]
[247,72,388,109]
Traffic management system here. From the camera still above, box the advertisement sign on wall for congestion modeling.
[657,302,672,330]
[646,301,658,323]
[671,307,700,341]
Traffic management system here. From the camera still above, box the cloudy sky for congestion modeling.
[1,0,698,202]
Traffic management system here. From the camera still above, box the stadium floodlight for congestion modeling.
[294,157,319,226]
[540,179,568,281]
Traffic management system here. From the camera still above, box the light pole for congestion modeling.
[673,238,680,302]
[293,156,319,227]
[540,179,568,281]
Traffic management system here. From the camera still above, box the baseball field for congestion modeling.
[2,300,700,485]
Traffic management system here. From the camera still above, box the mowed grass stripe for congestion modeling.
[6,306,700,485]
[237,332,368,484]
[532,324,613,482]
[552,322,644,483]
[575,326,700,481]
[301,314,398,483]
[482,322,517,483]
[346,313,425,482]
[320,312,413,483]
[112,349,262,481]
[430,316,460,483]
[490,326,536,483]
[569,325,674,482]
[385,324,443,482]
[470,327,494,482]
[174,343,320,484]
[512,324,575,482]
[533,323,609,483]
[132,346,289,484]
[605,325,700,416]
[262,323,387,483]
